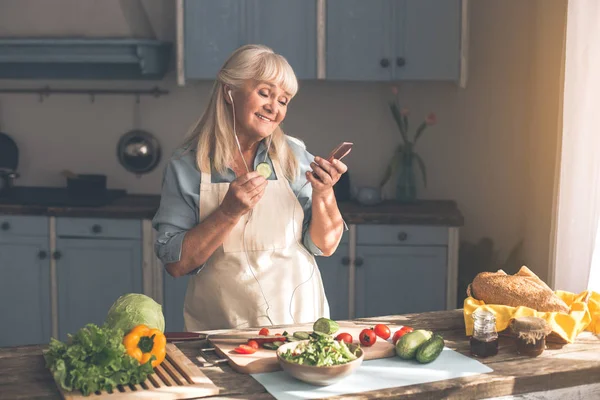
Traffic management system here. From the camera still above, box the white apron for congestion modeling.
[183,159,329,331]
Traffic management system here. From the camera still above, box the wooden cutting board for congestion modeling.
[54,343,219,399]
[208,322,407,374]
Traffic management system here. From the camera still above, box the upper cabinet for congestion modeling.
[180,0,466,84]
[183,0,317,80]
[326,0,462,81]
[326,0,392,81]
[184,0,244,80]
[245,0,317,80]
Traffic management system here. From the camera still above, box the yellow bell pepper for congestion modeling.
[123,324,166,368]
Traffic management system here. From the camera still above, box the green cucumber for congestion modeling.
[262,343,279,350]
[416,334,445,364]
[273,341,286,348]
[286,336,301,342]
[293,331,312,340]
[313,317,339,335]
[395,330,433,360]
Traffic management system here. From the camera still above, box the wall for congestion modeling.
[0,0,566,281]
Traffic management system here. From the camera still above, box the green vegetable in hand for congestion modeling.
[105,293,165,334]
[44,324,154,396]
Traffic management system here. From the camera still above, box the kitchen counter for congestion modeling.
[0,192,463,226]
[2,309,599,399]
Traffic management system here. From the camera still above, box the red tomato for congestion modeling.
[233,344,257,354]
[258,328,270,336]
[392,326,414,344]
[373,324,391,340]
[335,333,353,344]
[247,340,259,349]
[359,329,377,347]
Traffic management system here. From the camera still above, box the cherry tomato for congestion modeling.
[392,326,414,344]
[258,328,270,336]
[247,340,259,349]
[335,333,353,344]
[359,329,377,347]
[233,344,257,354]
[373,324,391,340]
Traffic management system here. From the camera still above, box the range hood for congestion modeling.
[0,38,172,80]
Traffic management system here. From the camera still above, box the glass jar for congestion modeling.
[470,309,499,358]
[510,316,551,357]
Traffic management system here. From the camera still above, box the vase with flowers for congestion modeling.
[379,86,437,202]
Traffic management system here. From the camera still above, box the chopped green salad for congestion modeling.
[280,332,360,367]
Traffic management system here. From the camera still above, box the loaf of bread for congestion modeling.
[468,266,570,313]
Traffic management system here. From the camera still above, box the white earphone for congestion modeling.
[228,89,233,104]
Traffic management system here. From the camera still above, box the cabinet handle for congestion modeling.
[341,256,350,266]
[38,250,47,260]
[355,257,364,267]
[53,251,62,260]
[380,58,390,68]
[1,222,10,231]
[91,224,102,234]
[396,57,406,67]
[397,232,408,241]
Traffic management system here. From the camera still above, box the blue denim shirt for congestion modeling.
[152,136,327,273]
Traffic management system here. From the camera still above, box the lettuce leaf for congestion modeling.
[43,324,154,396]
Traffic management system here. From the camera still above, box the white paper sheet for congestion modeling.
[251,348,493,400]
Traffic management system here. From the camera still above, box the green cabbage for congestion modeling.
[105,293,165,334]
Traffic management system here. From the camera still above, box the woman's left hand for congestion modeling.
[307,156,348,194]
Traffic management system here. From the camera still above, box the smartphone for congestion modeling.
[327,142,353,163]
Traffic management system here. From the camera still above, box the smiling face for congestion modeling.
[229,80,290,143]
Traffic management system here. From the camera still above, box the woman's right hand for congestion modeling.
[219,171,268,219]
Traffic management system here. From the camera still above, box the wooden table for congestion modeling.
[1,310,599,399]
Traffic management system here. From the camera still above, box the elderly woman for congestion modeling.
[153,44,348,331]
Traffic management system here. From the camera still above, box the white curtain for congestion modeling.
[553,0,600,293]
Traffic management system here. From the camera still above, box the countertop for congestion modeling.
[2,310,599,399]
[0,188,464,226]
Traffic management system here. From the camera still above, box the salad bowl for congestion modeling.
[276,339,364,386]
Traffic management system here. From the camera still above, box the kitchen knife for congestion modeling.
[165,332,286,342]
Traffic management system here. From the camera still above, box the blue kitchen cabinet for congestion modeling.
[183,0,317,80]
[317,242,349,321]
[396,0,462,80]
[163,272,190,332]
[326,0,394,81]
[184,0,243,80]
[326,0,462,81]
[0,216,51,347]
[354,224,448,318]
[245,0,317,79]
[354,245,447,318]
[317,224,451,320]
[55,218,142,341]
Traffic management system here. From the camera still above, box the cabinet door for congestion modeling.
[326,0,394,81]
[394,0,461,80]
[184,0,243,79]
[246,0,317,79]
[316,243,349,321]
[354,245,447,318]
[163,272,190,332]
[56,238,141,340]
[0,236,51,347]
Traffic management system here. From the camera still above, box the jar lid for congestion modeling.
[472,308,496,322]
[510,316,551,338]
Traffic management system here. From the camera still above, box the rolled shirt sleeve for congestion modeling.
[152,148,201,272]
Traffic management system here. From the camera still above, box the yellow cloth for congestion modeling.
[463,290,600,343]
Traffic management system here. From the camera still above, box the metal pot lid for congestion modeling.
[0,132,18,171]
[116,129,161,174]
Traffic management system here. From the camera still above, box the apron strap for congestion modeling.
[200,170,211,186]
